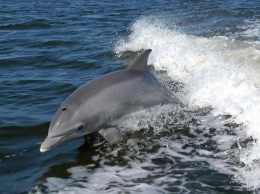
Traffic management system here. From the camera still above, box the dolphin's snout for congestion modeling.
[40,135,63,153]
[40,147,49,153]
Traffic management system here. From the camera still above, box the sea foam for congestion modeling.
[114,18,260,190]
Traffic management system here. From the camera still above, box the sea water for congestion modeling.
[0,1,259,193]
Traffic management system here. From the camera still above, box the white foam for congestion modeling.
[236,19,260,45]
[114,104,184,132]
[33,106,236,193]
[114,18,260,190]
[38,141,228,194]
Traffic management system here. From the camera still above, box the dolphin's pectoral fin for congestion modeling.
[84,132,105,147]
[99,127,124,145]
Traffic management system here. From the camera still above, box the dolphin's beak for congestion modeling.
[40,135,64,153]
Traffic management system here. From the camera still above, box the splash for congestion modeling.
[114,18,260,190]
[236,19,260,45]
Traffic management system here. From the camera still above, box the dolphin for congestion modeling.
[40,49,182,153]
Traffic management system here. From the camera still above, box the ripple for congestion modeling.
[0,19,52,30]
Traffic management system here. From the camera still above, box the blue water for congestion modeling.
[0,1,259,193]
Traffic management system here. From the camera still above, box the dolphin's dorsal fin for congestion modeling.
[127,49,152,71]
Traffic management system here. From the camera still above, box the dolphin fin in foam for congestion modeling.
[99,127,124,144]
[127,49,152,72]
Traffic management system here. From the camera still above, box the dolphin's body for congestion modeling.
[40,49,182,153]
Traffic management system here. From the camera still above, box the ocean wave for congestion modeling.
[114,17,260,190]
[30,104,247,193]
[29,88,253,193]
[0,122,49,137]
[235,19,260,45]
[0,19,52,30]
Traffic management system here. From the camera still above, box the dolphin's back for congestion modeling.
[65,69,178,131]
[61,49,181,131]
[89,70,172,107]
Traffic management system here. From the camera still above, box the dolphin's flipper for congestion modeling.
[127,49,152,72]
[99,127,124,144]
[84,132,105,147]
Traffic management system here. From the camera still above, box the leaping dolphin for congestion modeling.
[40,49,182,153]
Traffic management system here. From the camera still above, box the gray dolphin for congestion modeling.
[40,49,182,153]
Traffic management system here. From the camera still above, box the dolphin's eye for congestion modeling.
[62,107,67,111]
[77,125,84,130]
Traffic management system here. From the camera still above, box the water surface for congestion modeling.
[0,1,259,193]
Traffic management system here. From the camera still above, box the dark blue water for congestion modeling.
[0,1,259,193]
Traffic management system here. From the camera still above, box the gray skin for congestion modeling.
[40,49,182,153]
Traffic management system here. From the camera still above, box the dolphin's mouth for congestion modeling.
[39,134,72,153]
[40,147,50,153]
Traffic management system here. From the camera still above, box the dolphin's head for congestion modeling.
[40,101,88,153]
